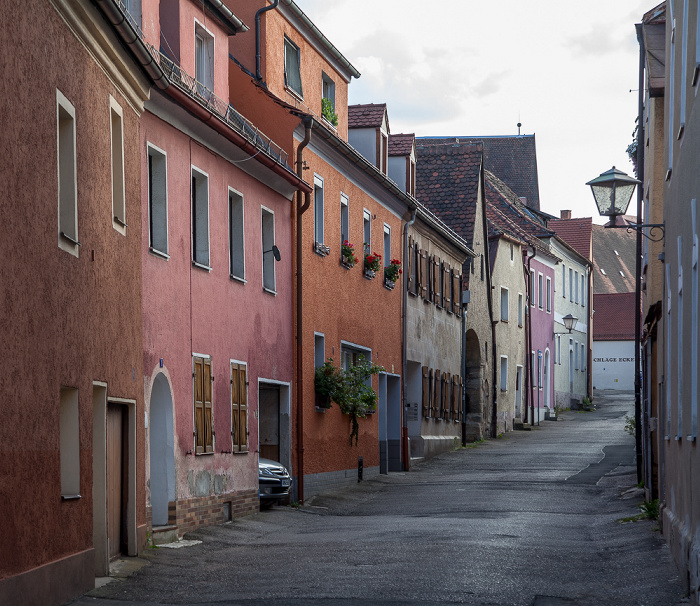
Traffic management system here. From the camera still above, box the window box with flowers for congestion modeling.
[340,240,358,269]
[364,250,381,279]
[384,258,401,290]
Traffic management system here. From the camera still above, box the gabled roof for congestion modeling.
[548,217,593,261]
[348,103,388,129]
[484,170,559,261]
[641,2,666,97]
[415,141,483,248]
[593,292,636,341]
[592,224,636,295]
[419,135,541,210]
[389,133,415,157]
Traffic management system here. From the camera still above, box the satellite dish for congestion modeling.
[264,245,281,262]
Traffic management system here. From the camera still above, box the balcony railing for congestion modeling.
[112,0,290,171]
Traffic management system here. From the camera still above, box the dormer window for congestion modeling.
[321,72,337,126]
[195,22,214,98]
[408,159,416,196]
[284,36,303,98]
[379,132,388,174]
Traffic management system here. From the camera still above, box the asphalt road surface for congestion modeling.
[70,391,688,606]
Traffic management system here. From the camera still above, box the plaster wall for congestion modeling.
[528,257,555,416]
[405,222,467,455]
[0,0,147,598]
[492,239,527,431]
[295,143,404,480]
[592,340,635,390]
[140,110,293,507]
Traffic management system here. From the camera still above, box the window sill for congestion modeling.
[340,258,355,269]
[263,287,277,296]
[321,116,338,131]
[149,247,170,260]
[61,494,82,501]
[230,274,246,284]
[192,261,212,272]
[314,242,330,257]
[195,451,215,456]
[284,85,304,103]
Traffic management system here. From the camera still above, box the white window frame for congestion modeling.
[581,273,585,307]
[518,293,523,327]
[574,341,579,370]
[500,287,509,322]
[538,273,544,309]
[262,205,276,294]
[147,143,169,257]
[314,174,324,247]
[340,192,349,247]
[109,96,126,234]
[363,209,371,256]
[194,20,214,96]
[284,35,303,99]
[574,271,579,304]
[191,166,210,269]
[546,277,552,313]
[530,270,535,307]
[580,343,585,373]
[322,71,335,113]
[314,333,325,369]
[562,264,566,298]
[569,268,573,301]
[666,263,672,440]
[677,235,683,440]
[692,200,699,441]
[668,5,675,180]
[229,187,245,281]
[57,89,78,256]
[500,356,508,391]
[383,223,391,267]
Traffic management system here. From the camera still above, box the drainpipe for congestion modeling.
[461,282,468,446]
[295,117,312,503]
[525,248,536,425]
[255,0,279,82]
[401,208,417,471]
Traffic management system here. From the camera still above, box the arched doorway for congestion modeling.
[150,373,175,527]
[544,349,550,408]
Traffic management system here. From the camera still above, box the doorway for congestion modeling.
[544,350,550,408]
[107,403,128,561]
[149,373,175,527]
[515,366,523,419]
[259,385,280,462]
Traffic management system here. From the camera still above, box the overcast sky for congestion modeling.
[293,0,654,223]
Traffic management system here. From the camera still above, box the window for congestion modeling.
[530,270,535,306]
[538,273,543,309]
[262,207,276,293]
[340,193,349,247]
[110,97,126,232]
[123,0,141,27]
[314,175,324,246]
[546,277,552,313]
[284,36,303,97]
[363,209,371,256]
[193,356,214,454]
[500,357,508,391]
[677,235,683,439]
[581,273,585,307]
[562,264,566,297]
[580,344,585,372]
[195,22,214,96]
[575,342,579,370]
[57,90,78,256]
[557,336,562,364]
[668,0,675,178]
[379,132,388,174]
[314,334,325,369]
[680,0,688,137]
[500,287,509,322]
[693,200,699,441]
[322,72,335,121]
[148,144,168,255]
[574,271,579,303]
[518,293,523,327]
[538,352,543,389]
[191,167,210,268]
[510,243,514,261]
[481,254,485,281]
[383,224,391,267]
[231,362,248,453]
[531,351,536,388]
[60,387,80,498]
[341,344,372,404]
[408,159,416,197]
[229,189,244,280]
[569,268,573,301]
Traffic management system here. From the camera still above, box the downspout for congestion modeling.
[255,0,279,82]
[480,167,498,439]
[295,117,312,504]
[525,248,536,425]
[402,208,417,471]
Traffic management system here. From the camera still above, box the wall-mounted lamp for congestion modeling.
[554,313,578,335]
[263,245,281,262]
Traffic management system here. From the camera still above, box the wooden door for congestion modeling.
[107,404,126,561]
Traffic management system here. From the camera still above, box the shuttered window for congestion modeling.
[443,262,451,311]
[194,356,214,454]
[451,375,459,421]
[407,237,415,294]
[419,250,428,299]
[441,372,450,419]
[231,362,248,453]
[452,270,461,315]
[432,369,440,417]
[431,257,440,305]
[422,365,430,418]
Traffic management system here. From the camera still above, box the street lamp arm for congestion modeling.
[603,221,665,243]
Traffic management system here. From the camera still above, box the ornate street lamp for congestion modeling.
[587,166,664,241]
[554,313,578,335]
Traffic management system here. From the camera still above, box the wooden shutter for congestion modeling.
[442,372,450,418]
[432,257,440,305]
[194,357,204,453]
[433,369,440,417]
[452,271,461,315]
[443,263,451,311]
[407,236,414,293]
[231,363,249,453]
[204,358,213,453]
[458,376,464,422]
[422,366,429,417]
[451,375,458,420]
[419,250,428,299]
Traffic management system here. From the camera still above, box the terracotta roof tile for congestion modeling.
[548,218,593,260]
[419,135,541,210]
[415,141,483,248]
[389,133,415,156]
[592,224,636,295]
[348,103,387,129]
[593,292,636,340]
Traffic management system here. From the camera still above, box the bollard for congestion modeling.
[358,456,363,482]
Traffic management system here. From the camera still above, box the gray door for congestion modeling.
[259,386,280,462]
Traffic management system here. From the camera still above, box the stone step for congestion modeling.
[151,525,179,546]
[513,421,532,431]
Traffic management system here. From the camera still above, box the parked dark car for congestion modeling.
[258,458,292,507]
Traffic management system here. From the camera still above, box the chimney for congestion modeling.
[560,210,572,220]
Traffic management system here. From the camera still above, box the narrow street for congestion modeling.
[71,392,686,606]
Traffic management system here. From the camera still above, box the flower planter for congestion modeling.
[363,269,376,280]
[341,258,355,269]
[315,392,332,411]
[314,241,330,257]
[384,279,396,290]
